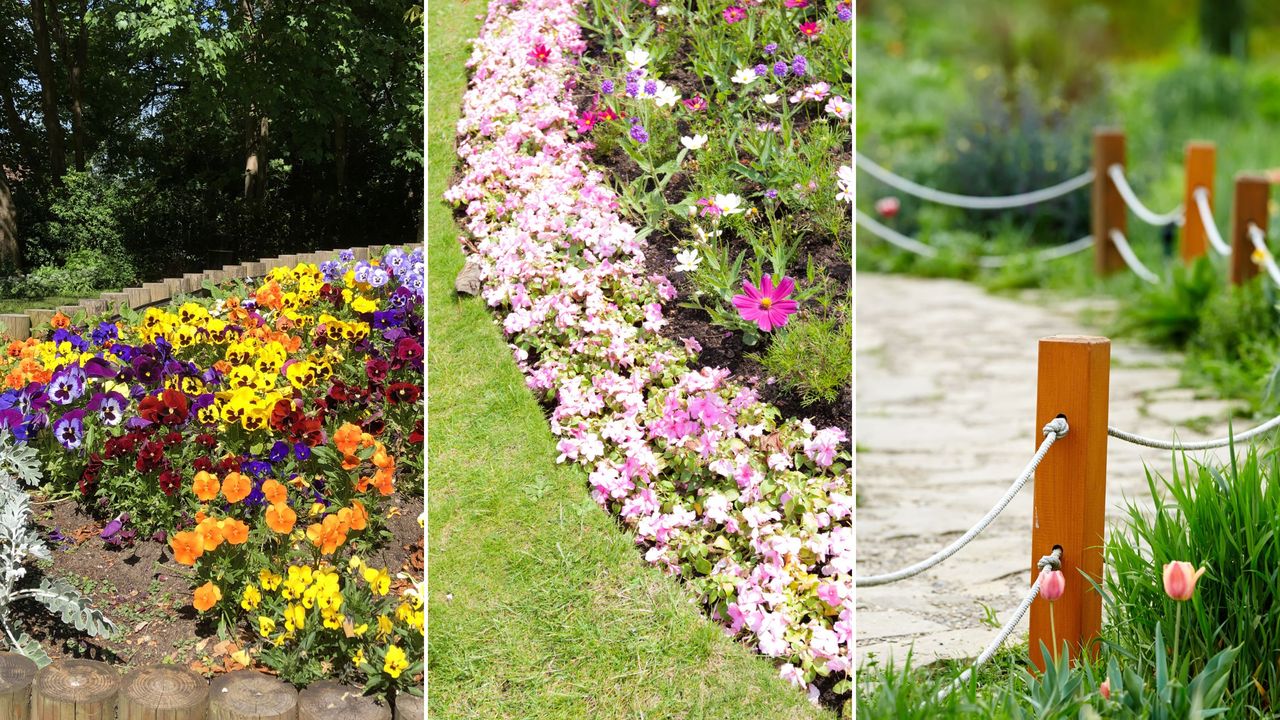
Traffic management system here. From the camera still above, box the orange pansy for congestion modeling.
[169,531,204,566]
[222,472,251,504]
[220,518,250,545]
[305,515,349,555]
[193,582,222,612]
[262,479,287,505]
[265,503,296,534]
[193,471,220,502]
[196,517,224,552]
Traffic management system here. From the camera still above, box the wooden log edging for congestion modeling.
[2,653,409,720]
[1,243,421,342]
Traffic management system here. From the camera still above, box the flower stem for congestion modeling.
[1173,602,1181,677]
[1050,602,1058,660]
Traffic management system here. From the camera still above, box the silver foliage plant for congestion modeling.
[0,431,115,666]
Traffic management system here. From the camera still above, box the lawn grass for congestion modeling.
[424,3,827,718]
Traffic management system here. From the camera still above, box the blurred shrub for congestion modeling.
[1149,53,1248,125]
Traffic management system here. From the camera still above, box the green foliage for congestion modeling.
[1106,448,1280,714]
[1114,256,1220,348]
[754,316,851,406]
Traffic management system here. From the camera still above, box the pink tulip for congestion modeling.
[1162,561,1206,601]
[1099,679,1111,700]
[1040,569,1065,602]
[875,196,900,219]
[732,274,799,332]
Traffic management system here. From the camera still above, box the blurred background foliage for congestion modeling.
[0,0,423,298]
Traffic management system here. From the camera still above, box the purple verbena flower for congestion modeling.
[792,55,808,76]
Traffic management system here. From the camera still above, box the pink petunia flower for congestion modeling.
[732,274,799,331]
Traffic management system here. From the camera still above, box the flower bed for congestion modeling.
[445,0,851,703]
[0,247,424,697]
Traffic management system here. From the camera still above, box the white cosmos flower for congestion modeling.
[654,84,680,107]
[680,134,707,151]
[656,4,671,15]
[626,47,651,71]
[762,93,779,105]
[837,165,854,204]
[714,193,744,216]
[731,68,758,85]
[674,248,701,272]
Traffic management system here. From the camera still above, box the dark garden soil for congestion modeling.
[18,489,423,677]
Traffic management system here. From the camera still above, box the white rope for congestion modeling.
[977,236,1094,268]
[856,417,1068,587]
[1192,187,1231,256]
[937,548,1063,701]
[1108,411,1280,450]
[1107,164,1184,227]
[1108,228,1160,284]
[854,210,938,258]
[855,153,1095,210]
[1247,223,1280,285]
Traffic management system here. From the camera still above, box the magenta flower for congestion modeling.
[732,274,799,331]
[798,20,822,37]
[723,6,747,23]
[528,42,552,65]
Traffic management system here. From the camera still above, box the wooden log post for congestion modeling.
[1092,129,1127,276]
[1229,174,1271,286]
[0,314,31,341]
[1180,142,1216,263]
[25,308,55,329]
[1029,336,1110,670]
[118,665,208,720]
[208,670,297,720]
[0,653,36,720]
[31,658,118,719]
[182,273,205,293]
[298,682,389,720]
[125,287,150,309]
[142,282,169,304]
[100,292,131,316]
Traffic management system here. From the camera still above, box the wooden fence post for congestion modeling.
[0,653,36,720]
[1229,174,1271,286]
[117,665,208,720]
[298,682,389,720]
[31,658,118,719]
[1092,129,1127,276]
[0,314,31,341]
[1029,336,1110,670]
[208,670,297,720]
[1180,141,1216,263]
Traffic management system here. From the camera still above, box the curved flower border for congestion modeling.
[444,0,851,697]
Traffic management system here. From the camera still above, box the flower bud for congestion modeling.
[1162,561,1206,601]
[1039,569,1065,602]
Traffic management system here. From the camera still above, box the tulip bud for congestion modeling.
[1039,569,1065,602]
[1162,561,1206,601]
[875,196,900,219]
[1099,679,1111,700]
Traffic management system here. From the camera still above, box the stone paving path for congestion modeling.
[856,272,1248,669]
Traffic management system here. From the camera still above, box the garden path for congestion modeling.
[856,272,1245,669]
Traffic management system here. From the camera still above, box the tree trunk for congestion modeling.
[334,115,347,194]
[29,0,65,183]
[244,115,269,202]
[67,0,89,171]
[0,86,33,164]
[1201,0,1247,59]
[0,173,19,273]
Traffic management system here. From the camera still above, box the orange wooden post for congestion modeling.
[1092,129,1127,276]
[1029,336,1110,670]
[1180,142,1216,263]
[1228,174,1271,285]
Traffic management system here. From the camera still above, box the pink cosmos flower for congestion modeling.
[732,274,799,331]
[784,0,808,7]
[875,196,900,218]
[576,110,598,134]
[798,20,822,37]
[723,6,747,23]
[682,95,708,111]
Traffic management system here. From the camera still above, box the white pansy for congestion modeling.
[762,93,779,105]
[674,248,702,272]
[680,134,707,151]
[626,47,651,71]
[731,68,757,85]
[714,193,744,216]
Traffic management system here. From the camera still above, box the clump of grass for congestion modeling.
[754,315,851,406]
[1107,446,1280,715]
[1113,256,1219,348]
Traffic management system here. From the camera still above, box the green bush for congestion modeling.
[1114,256,1220,348]
[754,316,851,406]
